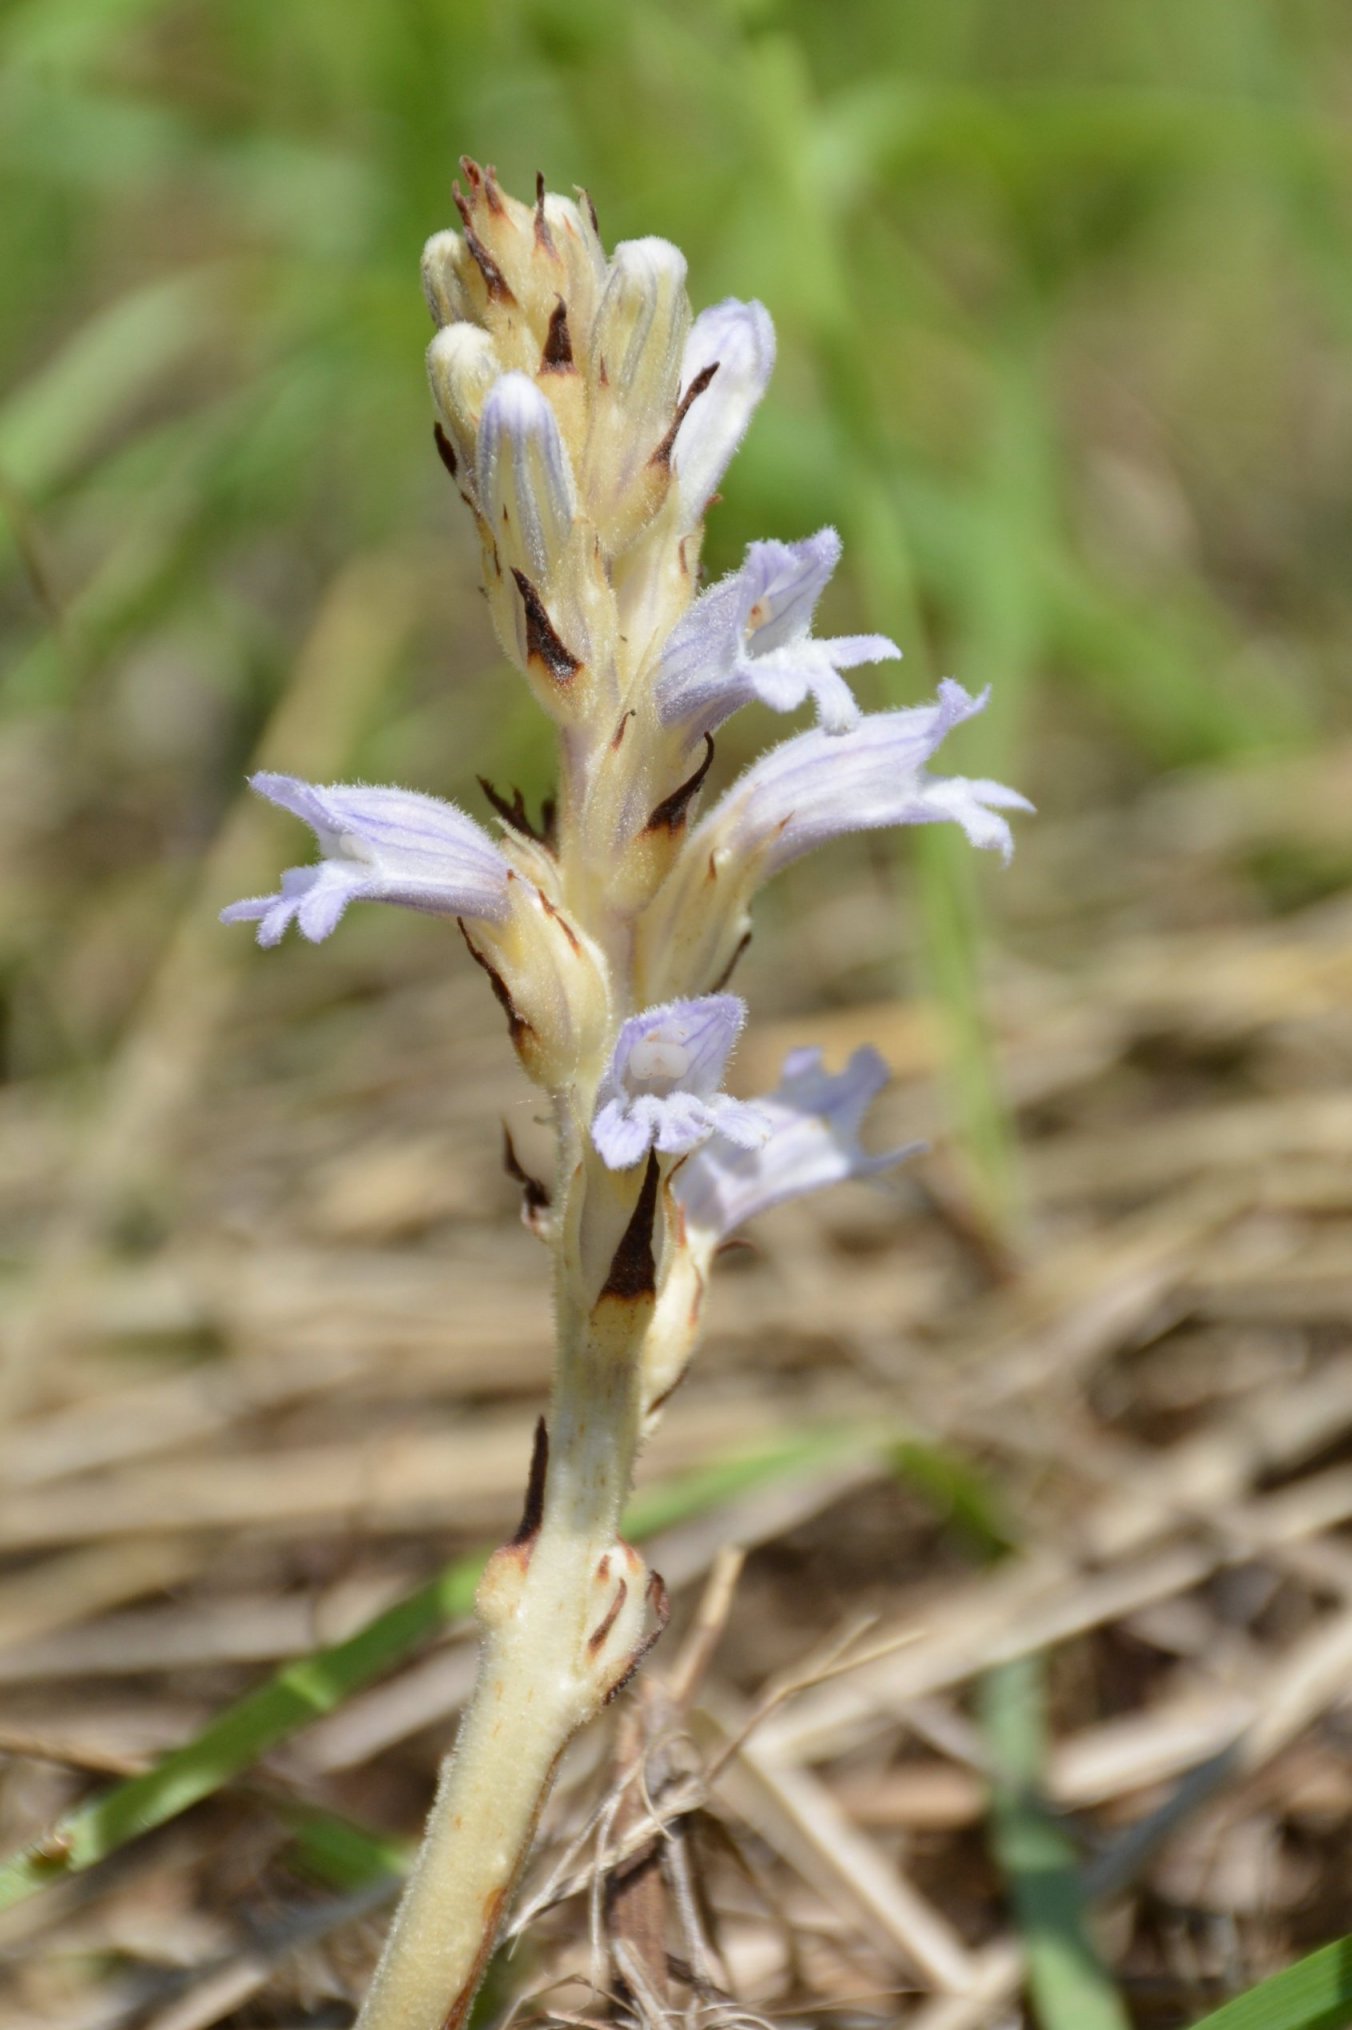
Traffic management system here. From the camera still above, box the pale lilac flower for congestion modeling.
[476,372,577,581]
[674,1044,920,1244]
[695,679,1031,878]
[657,528,899,739]
[591,994,770,1169]
[671,299,775,528]
[221,774,512,946]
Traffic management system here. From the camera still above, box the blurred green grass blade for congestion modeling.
[892,1435,1017,1562]
[0,1550,482,1910]
[740,31,1019,1235]
[1186,1938,1352,2030]
[0,270,225,500]
[0,71,193,192]
[809,74,1348,190]
[281,1804,410,1894]
[889,466,1304,763]
[0,1424,881,1913]
[982,1654,1132,2030]
[1,0,177,68]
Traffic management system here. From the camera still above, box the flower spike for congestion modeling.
[248,167,1031,2030]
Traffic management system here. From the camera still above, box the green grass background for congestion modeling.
[4,0,1349,1087]
[2,6,1351,2022]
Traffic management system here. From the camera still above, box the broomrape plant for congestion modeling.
[224,162,1030,2030]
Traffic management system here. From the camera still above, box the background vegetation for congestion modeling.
[3,3,1351,2026]
[5,0,1348,1092]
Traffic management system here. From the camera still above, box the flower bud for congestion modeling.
[584,238,691,551]
[452,158,534,312]
[536,193,608,351]
[420,230,476,328]
[477,372,578,585]
[591,239,690,407]
[467,871,611,1091]
[450,160,593,372]
[427,323,502,482]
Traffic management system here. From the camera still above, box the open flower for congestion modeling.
[704,679,1030,876]
[221,774,512,945]
[674,1044,919,1249]
[591,994,769,1169]
[639,681,1031,998]
[657,528,899,739]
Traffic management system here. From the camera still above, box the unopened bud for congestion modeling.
[427,323,502,481]
[584,238,691,550]
[421,231,476,328]
[536,193,608,351]
[468,871,610,1091]
[477,372,577,585]
[591,239,689,405]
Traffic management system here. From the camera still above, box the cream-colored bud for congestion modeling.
[469,871,611,1091]
[420,231,476,328]
[537,194,608,351]
[427,323,502,481]
[591,239,689,403]
[447,159,562,371]
[584,239,691,553]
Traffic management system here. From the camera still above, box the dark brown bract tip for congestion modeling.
[541,298,573,372]
[502,1124,551,1221]
[510,569,582,684]
[459,920,533,1051]
[603,1568,672,1705]
[650,361,719,468]
[478,776,555,849]
[432,422,458,478]
[645,734,715,834]
[509,1416,549,1548]
[598,1151,661,1305]
[709,927,752,992]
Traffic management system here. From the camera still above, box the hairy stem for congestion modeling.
[354,1151,657,2030]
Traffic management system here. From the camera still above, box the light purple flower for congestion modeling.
[672,299,775,528]
[591,994,770,1170]
[696,679,1031,877]
[657,528,899,739]
[476,372,577,582]
[674,1044,920,1244]
[221,774,512,946]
